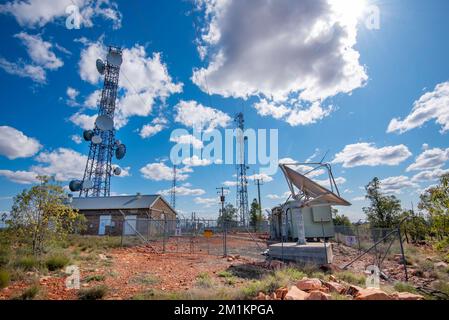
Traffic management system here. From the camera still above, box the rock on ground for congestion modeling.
[285,286,309,300]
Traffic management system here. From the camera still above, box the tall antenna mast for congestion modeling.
[235,112,249,226]
[70,46,127,197]
[170,165,177,209]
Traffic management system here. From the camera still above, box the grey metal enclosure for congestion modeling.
[271,202,335,241]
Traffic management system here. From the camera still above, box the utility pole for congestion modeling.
[217,187,229,257]
[170,165,177,210]
[255,178,264,216]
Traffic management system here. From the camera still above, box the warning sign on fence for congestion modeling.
[203,230,213,238]
[345,236,357,247]
[175,228,182,237]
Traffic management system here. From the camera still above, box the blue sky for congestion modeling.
[0,0,449,221]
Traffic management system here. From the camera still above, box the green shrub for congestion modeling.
[84,274,106,283]
[0,247,10,267]
[45,255,69,271]
[394,281,418,294]
[276,267,306,281]
[0,270,10,288]
[14,285,40,300]
[15,256,39,271]
[78,285,108,300]
[196,272,214,288]
[217,271,233,278]
[336,271,366,286]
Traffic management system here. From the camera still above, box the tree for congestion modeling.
[332,209,352,227]
[9,176,84,255]
[401,210,429,243]
[419,174,449,245]
[249,199,263,232]
[363,177,402,228]
[218,203,238,228]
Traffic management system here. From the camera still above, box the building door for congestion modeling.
[124,215,137,235]
[99,215,112,235]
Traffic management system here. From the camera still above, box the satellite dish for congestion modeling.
[107,50,123,67]
[82,180,93,189]
[115,144,126,160]
[92,135,102,145]
[69,180,82,192]
[96,59,105,75]
[95,115,114,131]
[83,130,94,142]
[113,167,122,176]
[115,139,121,147]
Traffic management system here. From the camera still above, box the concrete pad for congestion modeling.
[268,242,333,265]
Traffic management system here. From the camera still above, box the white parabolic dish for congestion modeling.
[107,51,123,67]
[92,135,102,145]
[95,115,114,131]
[96,59,105,75]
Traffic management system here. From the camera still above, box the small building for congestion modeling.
[71,195,177,236]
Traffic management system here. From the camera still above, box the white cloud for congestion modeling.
[333,143,412,168]
[380,176,419,195]
[139,124,165,139]
[83,89,101,109]
[170,134,204,149]
[388,81,449,134]
[0,32,63,83]
[67,87,79,100]
[174,100,231,131]
[0,57,46,83]
[247,173,273,183]
[0,170,39,184]
[285,103,334,127]
[406,147,449,172]
[352,196,366,202]
[15,32,63,70]
[182,156,212,167]
[31,148,86,181]
[78,41,183,128]
[194,197,218,207]
[253,99,290,120]
[0,126,42,159]
[223,173,274,188]
[78,40,107,84]
[193,0,367,125]
[267,191,291,200]
[69,112,96,130]
[223,180,237,187]
[0,148,86,184]
[0,0,122,29]
[159,186,206,197]
[71,135,82,144]
[140,162,189,182]
[412,168,449,182]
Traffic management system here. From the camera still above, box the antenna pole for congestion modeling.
[170,165,177,209]
[235,112,249,227]
[255,178,264,217]
[217,187,229,257]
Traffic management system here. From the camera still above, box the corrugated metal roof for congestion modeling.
[71,195,160,210]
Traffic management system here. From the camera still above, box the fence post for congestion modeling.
[321,219,328,265]
[355,225,361,252]
[397,227,409,282]
[162,214,167,253]
[120,217,124,247]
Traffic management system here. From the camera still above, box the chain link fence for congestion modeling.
[120,218,270,261]
[333,225,408,280]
